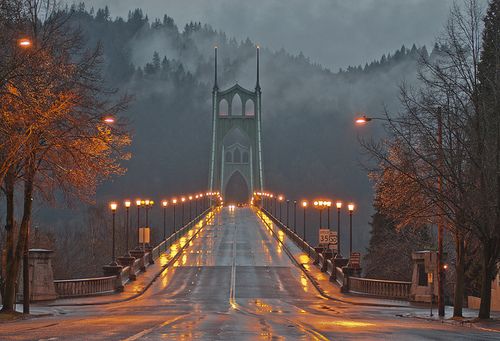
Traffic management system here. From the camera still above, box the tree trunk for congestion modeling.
[478,240,493,319]
[1,165,35,314]
[1,169,16,312]
[453,232,464,318]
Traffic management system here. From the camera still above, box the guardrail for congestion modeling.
[54,276,116,298]
[258,206,411,301]
[349,276,411,299]
[52,207,215,298]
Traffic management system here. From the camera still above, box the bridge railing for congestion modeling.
[348,277,411,299]
[54,276,116,298]
[53,206,215,299]
[258,205,411,301]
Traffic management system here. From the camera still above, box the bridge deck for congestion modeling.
[0,208,497,340]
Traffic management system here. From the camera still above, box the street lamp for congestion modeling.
[189,195,193,222]
[336,201,342,256]
[313,200,331,229]
[181,197,186,226]
[136,199,142,249]
[195,195,199,217]
[18,38,32,48]
[348,203,355,256]
[278,195,284,222]
[302,200,308,242]
[286,199,290,227]
[162,200,168,241]
[109,202,118,266]
[293,200,297,233]
[172,198,178,235]
[124,200,131,257]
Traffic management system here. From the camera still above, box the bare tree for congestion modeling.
[0,0,131,313]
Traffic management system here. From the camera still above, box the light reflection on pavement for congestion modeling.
[0,207,498,340]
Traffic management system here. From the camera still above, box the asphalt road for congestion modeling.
[0,207,498,340]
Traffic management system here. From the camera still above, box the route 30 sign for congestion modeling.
[319,229,338,251]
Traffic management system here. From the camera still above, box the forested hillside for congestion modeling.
[37,3,437,277]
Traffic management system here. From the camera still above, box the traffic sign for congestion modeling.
[319,229,330,247]
[319,229,338,250]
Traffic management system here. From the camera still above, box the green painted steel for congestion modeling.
[208,47,264,201]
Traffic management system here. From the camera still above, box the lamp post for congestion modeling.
[356,110,445,316]
[136,199,142,249]
[286,200,290,227]
[124,200,131,256]
[302,201,308,242]
[293,200,297,233]
[327,202,331,229]
[278,195,284,222]
[348,203,354,256]
[189,195,193,222]
[110,202,118,265]
[162,200,168,241]
[181,197,186,226]
[195,195,199,217]
[336,201,342,256]
[172,198,177,235]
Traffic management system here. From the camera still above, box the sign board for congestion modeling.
[319,230,338,251]
[328,231,338,251]
[319,229,331,247]
[138,227,151,243]
[349,252,361,268]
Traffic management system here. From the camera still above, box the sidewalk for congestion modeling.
[258,210,500,332]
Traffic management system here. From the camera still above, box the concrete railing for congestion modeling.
[259,208,318,263]
[349,276,411,299]
[54,276,116,298]
[52,207,215,299]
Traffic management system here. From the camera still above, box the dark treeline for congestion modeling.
[27,3,436,278]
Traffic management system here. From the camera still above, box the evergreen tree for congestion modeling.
[476,0,500,319]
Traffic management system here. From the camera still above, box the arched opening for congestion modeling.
[245,99,255,116]
[233,148,241,163]
[219,99,228,116]
[225,151,233,163]
[231,94,243,116]
[242,151,249,163]
[225,171,249,204]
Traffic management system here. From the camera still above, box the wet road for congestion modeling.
[1,207,498,340]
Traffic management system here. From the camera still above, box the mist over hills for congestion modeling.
[42,4,435,251]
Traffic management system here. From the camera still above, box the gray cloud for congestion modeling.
[67,0,454,70]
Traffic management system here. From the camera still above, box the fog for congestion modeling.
[65,0,453,70]
[28,3,453,263]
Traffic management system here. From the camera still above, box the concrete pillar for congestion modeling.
[18,249,57,301]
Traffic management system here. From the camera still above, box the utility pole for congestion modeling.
[437,106,445,317]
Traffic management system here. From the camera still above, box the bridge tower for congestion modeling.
[208,47,264,203]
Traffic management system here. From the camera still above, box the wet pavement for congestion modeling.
[0,207,498,340]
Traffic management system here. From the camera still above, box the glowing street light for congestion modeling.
[348,203,355,256]
[109,202,118,265]
[336,201,343,256]
[136,199,142,249]
[278,195,284,222]
[302,200,308,242]
[355,115,372,124]
[162,200,168,241]
[181,197,186,226]
[18,38,32,48]
[172,198,178,236]
[124,200,131,257]
[103,116,115,124]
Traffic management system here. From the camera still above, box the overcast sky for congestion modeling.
[70,0,455,71]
